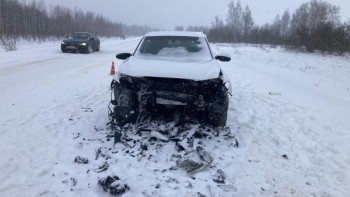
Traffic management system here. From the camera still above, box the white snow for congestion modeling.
[0,39,350,197]
[116,56,221,81]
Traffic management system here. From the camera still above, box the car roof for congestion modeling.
[145,31,206,38]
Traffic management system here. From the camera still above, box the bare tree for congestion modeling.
[226,0,243,42]
[174,26,184,31]
[243,5,254,42]
[281,10,290,38]
[0,0,150,50]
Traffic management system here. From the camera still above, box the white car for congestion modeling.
[110,31,231,127]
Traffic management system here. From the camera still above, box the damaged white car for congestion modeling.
[109,31,231,127]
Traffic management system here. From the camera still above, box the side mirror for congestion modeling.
[215,53,231,62]
[89,37,94,41]
[116,53,132,60]
[65,35,69,38]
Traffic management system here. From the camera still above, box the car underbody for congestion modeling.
[109,76,229,127]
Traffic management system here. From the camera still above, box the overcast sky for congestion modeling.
[41,0,350,29]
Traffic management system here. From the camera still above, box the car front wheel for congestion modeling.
[208,85,229,127]
[87,45,93,53]
[96,43,100,51]
[112,82,139,126]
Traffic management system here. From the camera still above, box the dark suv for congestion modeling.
[61,32,100,53]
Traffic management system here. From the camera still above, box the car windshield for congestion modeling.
[135,36,212,61]
[69,33,90,40]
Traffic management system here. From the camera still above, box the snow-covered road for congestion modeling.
[0,38,349,197]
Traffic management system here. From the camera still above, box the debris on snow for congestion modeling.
[282,154,289,160]
[81,107,93,112]
[98,175,130,196]
[74,156,89,164]
[71,177,77,187]
[268,92,282,96]
[172,159,206,174]
[217,184,237,192]
[150,130,169,142]
[197,192,206,197]
[97,162,109,173]
[197,146,213,164]
[95,148,102,160]
[155,183,161,189]
[213,169,226,184]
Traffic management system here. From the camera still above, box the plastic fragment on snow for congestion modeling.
[98,175,130,196]
[95,148,102,160]
[213,169,226,184]
[197,192,206,197]
[268,92,282,96]
[225,135,239,148]
[74,156,89,164]
[282,154,289,160]
[217,184,237,192]
[97,162,109,173]
[114,130,123,144]
[197,146,213,164]
[155,183,161,189]
[175,142,186,152]
[109,181,130,196]
[150,130,169,142]
[71,177,77,186]
[173,159,207,175]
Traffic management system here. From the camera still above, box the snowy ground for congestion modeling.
[0,38,349,197]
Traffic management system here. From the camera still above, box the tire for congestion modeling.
[113,83,139,126]
[212,112,228,127]
[208,85,229,127]
[96,43,100,51]
[87,45,92,54]
[61,49,66,53]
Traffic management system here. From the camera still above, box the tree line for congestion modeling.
[190,0,349,55]
[0,0,152,50]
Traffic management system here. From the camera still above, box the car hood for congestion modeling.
[116,56,221,81]
[63,39,88,43]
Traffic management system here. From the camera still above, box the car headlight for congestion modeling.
[61,41,66,44]
[79,43,87,46]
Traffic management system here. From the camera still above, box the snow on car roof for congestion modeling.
[145,31,207,38]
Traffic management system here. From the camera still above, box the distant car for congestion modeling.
[110,31,232,127]
[61,32,100,53]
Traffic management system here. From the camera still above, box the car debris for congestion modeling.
[197,146,213,164]
[224,136,239,148]
[217,184,237,192]
[172,159,206,175]
[98,175,130,196]
[74,156,89,164]
[171,145,213,175]
[268,92,282,96]
[71,177,77,187]
[95,148,102,160]
[97,162,109,173]
[150,130,169,142]
[213,169,226,184]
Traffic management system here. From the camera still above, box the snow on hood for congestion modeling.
[116,56,221,81]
